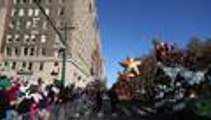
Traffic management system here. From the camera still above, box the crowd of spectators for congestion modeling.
[0,75,104,120]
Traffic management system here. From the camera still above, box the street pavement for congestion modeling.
[50,100,211,120]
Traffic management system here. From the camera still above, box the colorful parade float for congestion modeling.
[112,39,211,117]
[114,57,142,100]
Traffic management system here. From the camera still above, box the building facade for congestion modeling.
[0,0,104,87]
[0,0,7,58]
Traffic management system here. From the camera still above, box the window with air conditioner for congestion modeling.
[51,62,59,75]
[11,9,16,16]
[6,35,12,43]
[41,35,46,43]
[15,34,20,42]
[24,35,30,42]
[58,8,64,16]
[31,35,36,42]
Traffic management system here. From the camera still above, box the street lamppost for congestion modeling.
[59,23,75,84]
[35,2,89,85]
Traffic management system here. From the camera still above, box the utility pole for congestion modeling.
[35,1,89,85]
[59,23,74,84]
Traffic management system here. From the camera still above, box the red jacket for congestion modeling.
[6,83,20,103]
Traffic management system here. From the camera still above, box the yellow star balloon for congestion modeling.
[120,57,142,75]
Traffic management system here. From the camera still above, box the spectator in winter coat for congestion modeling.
[5,81,20,120]
[0,89,8,119]
[109,84,119,114]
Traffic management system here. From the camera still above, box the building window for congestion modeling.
[4,61,9,67]
[42,21,47,29]
[39,62,44,71]
[13,0,22,4]
[6,35,12,43]
[11,9,17,16]
[38,78,43,84]
[9,21,15,28]
[54,62,58,66]
[89,3,92,13]
[26,21,32,29]
[16,21,20,29]
[12,62,16,70]
[18,9,24,17]
[55,35,60,44]
[24,47,29,56]
[93,18,99,30]
[15,34,20,42]
[31,35,36,42]
[14,47,19,56]
[51,62,59,75]
[13,0,17,4]
[58,8,64,16]
[24,35,30,42]
[28,62,33,70]
[54,51,59,57]
[30,47,35,56]
[32,18,40,28]
[34,9,40,16]
[23,0,27,3]
[6,47,12,56]
[22,61,26,68]
[28,8,33,16]
[41,48,46,56]
[45,8,50,15]
[78,76,81,81]
[41,35,46,43]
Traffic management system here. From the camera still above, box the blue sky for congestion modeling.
[97,0,211,88]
